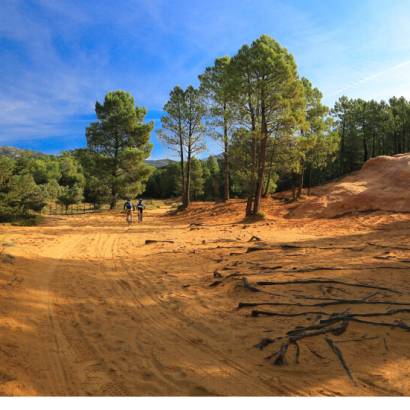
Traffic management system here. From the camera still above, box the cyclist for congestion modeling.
[123,198,134,225]
[136,199,145,223]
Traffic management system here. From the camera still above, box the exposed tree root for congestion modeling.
[280,243,365,251]
[254,337,283,350]
[325,337,354,382]
[383,337,389,351]
[224,267,282,280]
[306,344,325,359]
[255,308,410,371]
[294,341,300,364]
[336,335,379,343]
[262,320,349,365]
[145,239,175,244]
[248,235,262,242]
[251,307,410,320]
[240,298,410,310]
[246,246,270,253]
[367,242,410,251]
[203,239,241,244]
[250,309,325,317]
[213,270,223,278]
[343,317,410,331]
[294,296,410,307]
[241,277,261,292]
[269,265,410,273]
[255,279,401,294]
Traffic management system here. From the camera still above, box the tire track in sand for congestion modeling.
[112,231,278,395]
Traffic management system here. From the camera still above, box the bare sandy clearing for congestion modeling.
[1,202,409,396]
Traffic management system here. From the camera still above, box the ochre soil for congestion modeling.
[1,199,410,396]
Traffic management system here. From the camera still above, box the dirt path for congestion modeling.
[1,202,410,396]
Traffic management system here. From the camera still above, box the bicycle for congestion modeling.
[126,210,133,226]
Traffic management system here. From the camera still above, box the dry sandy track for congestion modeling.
[1,201,410,396]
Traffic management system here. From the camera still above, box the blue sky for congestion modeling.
[1,0,410,159]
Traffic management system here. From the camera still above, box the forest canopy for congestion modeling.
[2,35,410,221]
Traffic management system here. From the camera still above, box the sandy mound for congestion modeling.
[291,153,410,218]
[165,198,288,224]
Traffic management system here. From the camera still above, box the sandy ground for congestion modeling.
[1,199,410,396]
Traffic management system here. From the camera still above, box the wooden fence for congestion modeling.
[42,203,103,216]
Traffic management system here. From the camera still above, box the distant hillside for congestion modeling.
[145,159,175,168]
[0,146,47,158]
[0,146,217,169]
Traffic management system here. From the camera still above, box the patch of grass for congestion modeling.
[10,215,45,226]
[243,211,266,223]
[254,211,266,220]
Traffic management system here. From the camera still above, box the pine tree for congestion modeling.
[86,90,153,208]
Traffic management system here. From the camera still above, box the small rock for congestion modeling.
[1,254,15,264]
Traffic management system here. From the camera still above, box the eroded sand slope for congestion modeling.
[0,201,410,396]
[291,153,410,218]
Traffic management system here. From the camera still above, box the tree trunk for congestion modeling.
[363,134,368,162]
[246,127,257,216]
[178,118,186,208]
[253,133,268,214]
[292,175,297,201]
[393,130,398,154]
[339,119,345,176]
[110,179,118,209]
[223,121,230,202]
[297,169,304,199]
[307,166,312,196]
[253,96,268,215]
[185,146,192,209]
[263,145,275,197]
[110,140,119,209]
